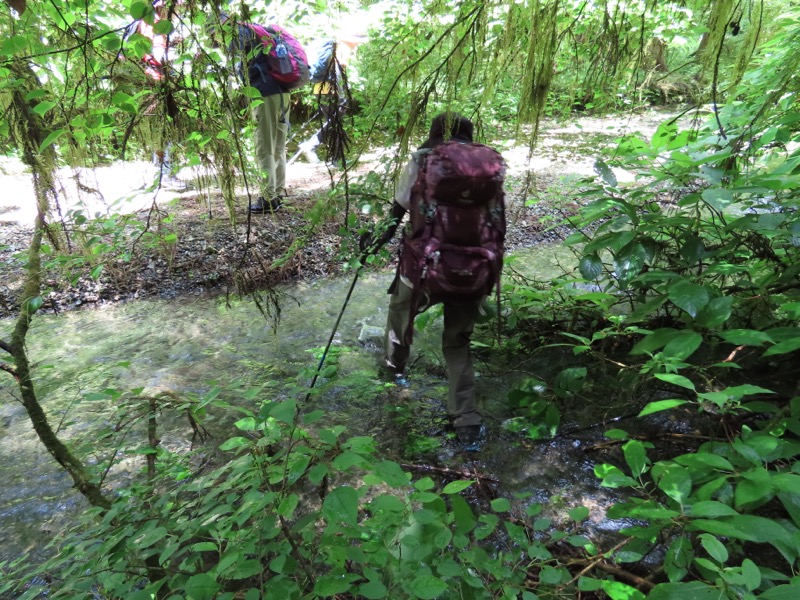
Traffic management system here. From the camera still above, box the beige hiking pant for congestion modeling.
[385,279,483,427]
[252,92,291,198]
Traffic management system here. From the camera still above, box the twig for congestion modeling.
[400,463,500,485]
[0,340,12,354]
[593,560,655,590]
[584,431,720,452]
[723,344,745,363]
[559,537,638,590]
[279,515,315,589]
[1,362,20,379]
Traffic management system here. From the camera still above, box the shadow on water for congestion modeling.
[1,243,637,564]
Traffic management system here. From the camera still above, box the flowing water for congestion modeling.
[0,244,641,566]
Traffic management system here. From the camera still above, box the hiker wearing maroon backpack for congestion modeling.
[218,13,310,214]
[361,113,506,450]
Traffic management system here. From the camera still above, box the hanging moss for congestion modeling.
[696,0,736,75]
[518,0,560,139]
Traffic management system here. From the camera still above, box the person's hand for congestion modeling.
[358,228,375,265]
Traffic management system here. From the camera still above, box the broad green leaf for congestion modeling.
[569,506,590,521]
[701,188,734,211]
[33,100,57,116]
[759,583,800,599]
[630,327,678,355]
[132,526,168,549]
[451,494,476,534]
[600,579,646,600]
[234,417,257,432]
[764,336,800,357]
[369,494,405,513]
[323,486,359,527]
[38,128,66,153]
[696,296,733,328]
[687,501,738,518]
[668,280,709,318]
[663,330,703,360]
[277,494,299,518]
[442,480,474,494]
[719,329,772,346]
[665,535,692,583]
[153,19,174,35]
[129,1,150,20]
[773,473,800,495]
[374,460,410,487]
[359,580,387,599]
[741,558,761,592]
[579,253,603,280]
[594,159,618,187]
[654,373,696,391]
[656,465,692,505]
[613,241,648,286]
[269,399,296,423]
[490,497,511,512]
[638,399,688,417]
[408,575,447,599]
[595,464,639,488]
[332,451,369,471]
[734,467,774,511]
[313,574,354,596]
[674,453,734,472]
[539,565,565,584]
[717,384,774,401]
[648,581,722,600]
[679,235,706,264]
[699,533,728,564]
[183,573,220,600]
[231,559,263,580]
[623,440,649,477]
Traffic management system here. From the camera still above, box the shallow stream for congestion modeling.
[0,244,640,565]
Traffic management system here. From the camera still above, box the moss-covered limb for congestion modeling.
[9,221,112,511]
[6,58,113,512]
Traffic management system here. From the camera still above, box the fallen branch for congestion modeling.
[584,431,721,452]
[400,463,500,485]
[559,537,653,591]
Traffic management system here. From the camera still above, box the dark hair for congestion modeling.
[420,112,474,149]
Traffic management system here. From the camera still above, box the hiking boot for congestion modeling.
[455,424,486,451]
[249,196,282,214]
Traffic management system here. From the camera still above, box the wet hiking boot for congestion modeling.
[249,196,282,214]
[455,424,486,451]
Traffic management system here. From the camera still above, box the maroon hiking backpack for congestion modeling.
[400,140,506,310]
[246,23,310,90]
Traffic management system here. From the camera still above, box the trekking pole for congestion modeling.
[304,264,362,402]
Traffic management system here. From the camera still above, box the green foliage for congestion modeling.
[595,415,800,599]
[5,390,610,600]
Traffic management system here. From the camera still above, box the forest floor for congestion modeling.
[0,109,675,320]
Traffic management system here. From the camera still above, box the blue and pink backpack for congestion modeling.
[246,23,310,90]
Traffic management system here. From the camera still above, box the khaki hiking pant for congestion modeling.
[385,280,483,428]
[252,92,291,198]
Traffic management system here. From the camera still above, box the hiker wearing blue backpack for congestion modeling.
[360,113,507,450]
[218,13,310,214]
